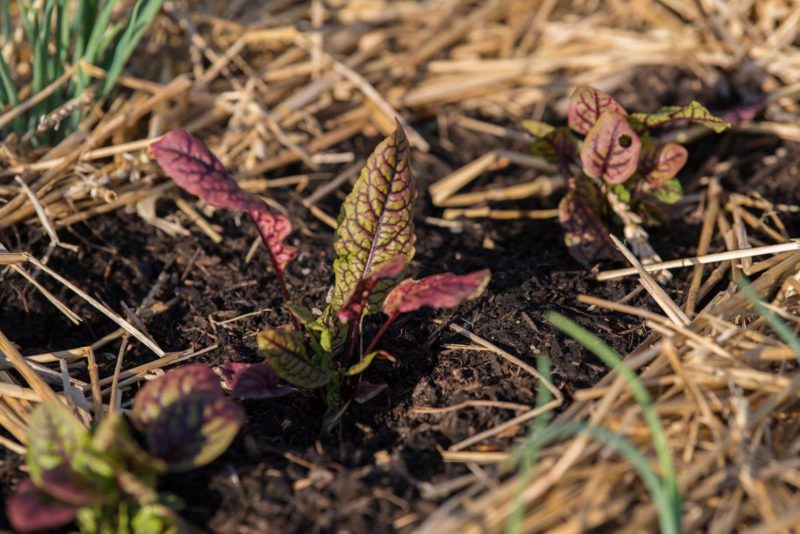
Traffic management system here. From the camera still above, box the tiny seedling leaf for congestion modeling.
[567,85,627,135]
[638,142,688,185]
[630,101,730,133]
[146,395,244,472]
[329,126,416,313]
[152,129,296,274]
[529,127,579,166]
[7,478,77,534]
[580,111,641,184]
[521,120,554,138]
[257,327,331,389]
[382,269,491,317]
[132,363,222,431]
[345,350,394,376]
[648,177,683,205]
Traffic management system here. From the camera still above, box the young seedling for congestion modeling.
[524,86,730,264]
[153,126,490,414]
[7,364,244,533]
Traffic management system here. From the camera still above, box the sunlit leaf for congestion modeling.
[337,256,407,323]
[26,404,88,484]
[6,478,76,534]
[647,177,683,204]
[567,85,627,135]
[345,350,395,377]
[580,111,641,184]
[132,364,222,431]
[521,120,554,138]
[257,327,331,389]
[559,183,620,265]
[328,126,416,314]
[638,142,688,185]
[217,362,295,399]
[146,395,244,472]
[152,129,296,274]
[629,101,730,133]
[382,269,491,317]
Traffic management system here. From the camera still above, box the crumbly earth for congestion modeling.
[1,70,798,532]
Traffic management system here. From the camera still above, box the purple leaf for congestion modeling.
[218,362,295,399]
[146,395,244,472]
[559,187,620,264]
[382,269,491,317]
[328,126,416,314]
[338,256,407,323]
[580,111,641,184]
[152,129,296,275]
[7,478,76,533]
[132,364,223,431]
[629,101,730,133]
[568,86,627,135]
[638,142,687,185]
[216,362,251,390]
[257,328,331,389]
[354,381,388,404]
[40,465,109,506]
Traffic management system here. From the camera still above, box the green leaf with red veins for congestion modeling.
[567,86,628,135]
[530,127,580,166]
[338,256,407,323]
[382,269,491,317]
[559,183,620,264]
[580,111,641,184]
[7,479,77,534]
[132,364,222,431]
[26,404,89,484]
[647,177,683,205]
[639,142,688,185]
[329,126,416,314]
[629,101,730,133]
[521,120,554,138]
[257,327,331,389]
[146,395,244,472]
[152,129,296,274]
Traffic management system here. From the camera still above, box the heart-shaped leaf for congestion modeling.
[257,327,331,389]
[328,126,416,314]
[629,101,730,133]
[7,478,76,534]
[152,129,296,274]
[639,142,688,185]
[568,86,628,135]
[382,269,491,317]
[217,362,296,399]
[337,256,408,323]
[132,364,222,431]
[580,111,641,184]
[26,404,88,484]
[559,184,620,265]
[146,395,244,472]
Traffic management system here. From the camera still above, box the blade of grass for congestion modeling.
[737,278,800,362]
[545,312,681,534]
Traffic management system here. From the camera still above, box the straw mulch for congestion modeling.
[2,0,800,531]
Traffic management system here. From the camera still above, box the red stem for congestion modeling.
[364,314,398,356]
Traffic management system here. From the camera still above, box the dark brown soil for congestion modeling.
[2,71,798,532]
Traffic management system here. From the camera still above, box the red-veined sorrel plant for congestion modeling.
[152,126,490,413]
[524,86,730,264]
[6,364,243,534]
